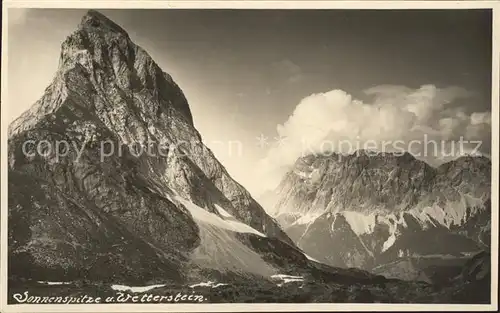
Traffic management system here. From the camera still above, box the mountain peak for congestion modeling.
[79,10,129,37]
[60,10,132,70]
[9,10,195,139]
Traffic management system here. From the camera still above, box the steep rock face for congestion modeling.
[266,151,491,271]
[8,10,295,285]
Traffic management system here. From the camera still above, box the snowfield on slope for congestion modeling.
[271,274,304,287]
[37,281,73,286]
[189,281,228,288]
[111,284,166,293]
[174,196,277,277]
[284,194,488,253]
[175,196,266,237]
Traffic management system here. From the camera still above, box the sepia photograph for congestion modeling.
[1,1,498,311]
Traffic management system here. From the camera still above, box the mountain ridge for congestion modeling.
[264,150,491,272]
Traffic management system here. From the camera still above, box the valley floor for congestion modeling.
[8,271,490,305]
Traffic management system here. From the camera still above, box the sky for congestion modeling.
[7,8,493,196]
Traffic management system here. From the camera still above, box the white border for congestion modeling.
[1,1,498,312]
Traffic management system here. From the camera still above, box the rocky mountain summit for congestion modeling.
[7,10,491,304]
[8,10,296,285]
[264,150,491,275]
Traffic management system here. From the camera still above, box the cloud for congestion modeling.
[251,84,491,194]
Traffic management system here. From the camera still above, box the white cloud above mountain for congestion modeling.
[250,84,491,195]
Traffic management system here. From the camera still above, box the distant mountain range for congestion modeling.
[260,150,491,282]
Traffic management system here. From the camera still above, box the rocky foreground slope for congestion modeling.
[7,10,491,304]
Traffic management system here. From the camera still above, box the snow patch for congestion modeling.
[37,281,73,285]
[304,253,319,262]
[271,274,304,285]
[176,197,266,237]
[111,284,165,293]
[214,204,233,218]
[330,213,337,232]
[189,281,228,288]
[271,274,303,280]
[293,212,322,225]
[174,196,277,277]
[382,233,396,252]
[342,211,376,235]
[405,194,487,229]
[410,206,446,229]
